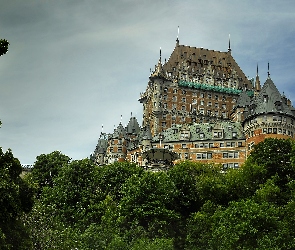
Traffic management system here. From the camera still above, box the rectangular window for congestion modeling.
[199,143,204,148]
[263,128,267,133]
[215,95,219,100]
[223,153,228,158]
[232,132,237,138]
[234,163,239,168]
[182,97,186,102]
[273,128,277,134]
[194,143,199,148]
[278,128,282,134]
[200,133,204,139]
[208,101,212,106]
[197,153,202,159]
[228,152,234,158]
[202,153,207,159]
[182,144,187,148]
[207,153,212,159]
[238,141,242,147]
[234,152,239,158]
[209,143,214,148]
[220,143,224,147]
[268,128,272,134]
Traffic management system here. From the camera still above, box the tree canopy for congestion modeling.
[0,39,9,57]
[10,138,295,249]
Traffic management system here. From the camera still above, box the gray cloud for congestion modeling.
[1,0,295,163]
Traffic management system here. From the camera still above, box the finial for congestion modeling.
[257,63,259,75]
[267,62,270,78]
[102,124,103,133]
[176,26,179,46]
[159,47,161,62]
[120,114,123,124]
[131,112,132,117]
[228,34,231,53]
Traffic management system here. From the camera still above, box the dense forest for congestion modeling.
[1,138,295,249]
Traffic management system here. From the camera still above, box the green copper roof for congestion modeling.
[178,80,254,96]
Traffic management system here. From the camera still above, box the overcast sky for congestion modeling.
[1,0,295,164]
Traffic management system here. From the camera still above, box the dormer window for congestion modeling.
[263,95,268,103]
[275,101,282,110]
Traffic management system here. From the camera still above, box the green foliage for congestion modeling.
[246,138,295,186]
[23,139,295,249]
[0,148,34,249]
[0,39,9,56]
[31,151,71,193]
[119,171,180,240]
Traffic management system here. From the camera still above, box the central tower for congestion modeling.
[139,39,253,136]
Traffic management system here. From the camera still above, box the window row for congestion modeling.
[223,152,239,158]
[222,163,239,169]
[262,127,294,137]
[194,141,242,148]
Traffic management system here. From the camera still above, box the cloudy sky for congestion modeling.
[1,0,295,164]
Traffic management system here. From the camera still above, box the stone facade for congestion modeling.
[91,38,295,170]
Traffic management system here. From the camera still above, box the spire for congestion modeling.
[228,34,231,53]
[176,26,179,46]
[159,47,161,63]
[267,62,270,78]
[255,63,261,92]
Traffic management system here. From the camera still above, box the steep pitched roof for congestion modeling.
[126,117,140,134]
[157,42,252,89]
[236,90,251,108]
[250,77,294,117]
[112,123,126,138]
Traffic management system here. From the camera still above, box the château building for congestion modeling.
[91,37,295,170]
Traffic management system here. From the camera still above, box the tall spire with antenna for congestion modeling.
[176,26,179,46]
[228,34,231,53]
